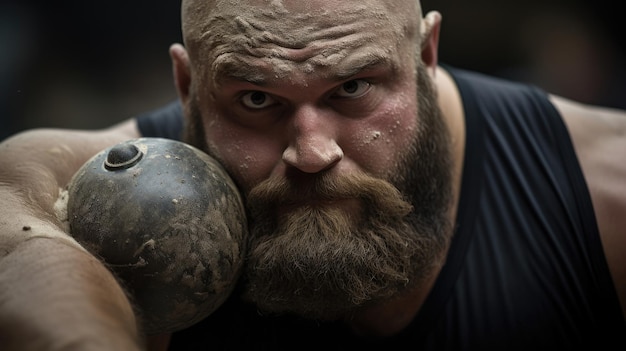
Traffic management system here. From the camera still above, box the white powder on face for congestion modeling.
[182,0,422,84]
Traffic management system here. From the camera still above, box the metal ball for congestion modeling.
[67,137,247,334]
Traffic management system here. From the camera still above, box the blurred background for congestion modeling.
[1,0,624,141]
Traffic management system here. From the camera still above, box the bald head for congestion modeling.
[181,0,423,37]
[180,0,424,73]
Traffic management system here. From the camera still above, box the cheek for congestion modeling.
[195,87,285,193]
[344,96,417,178]
[203,120,282,193]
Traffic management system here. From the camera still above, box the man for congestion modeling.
[0,0,624,350]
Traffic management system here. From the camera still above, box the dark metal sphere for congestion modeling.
[67,138,247,334]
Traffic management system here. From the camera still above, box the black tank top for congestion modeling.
[136,67,625,350]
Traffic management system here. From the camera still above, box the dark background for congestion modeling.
[1,0,624,141]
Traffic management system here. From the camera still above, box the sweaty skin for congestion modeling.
[180,0,422,192]
[172,0,462,337]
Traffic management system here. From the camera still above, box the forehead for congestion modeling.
[184,0,419,83]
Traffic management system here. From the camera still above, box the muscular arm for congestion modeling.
[552,96,626,319]
[0,120,147,350]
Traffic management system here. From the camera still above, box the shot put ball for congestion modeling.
[66,137,247,334]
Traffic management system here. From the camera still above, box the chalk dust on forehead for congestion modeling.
[200,3,394,44]
[185,0,412,81]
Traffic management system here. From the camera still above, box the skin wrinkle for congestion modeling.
[186,2,407,85]
[212,49,397,89]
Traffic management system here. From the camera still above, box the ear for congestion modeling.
[169,43,192,106]
[420,11,442,75]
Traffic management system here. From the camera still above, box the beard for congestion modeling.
[184,63,454,321]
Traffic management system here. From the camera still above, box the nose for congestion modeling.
[282,105,343,173]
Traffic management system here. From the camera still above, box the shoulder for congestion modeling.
[443,66,562,131]
[135,101,184,140]
[551,95,626,317]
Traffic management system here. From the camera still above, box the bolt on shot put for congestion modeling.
[0,0,625,350]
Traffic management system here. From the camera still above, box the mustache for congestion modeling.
[246,171,413,220]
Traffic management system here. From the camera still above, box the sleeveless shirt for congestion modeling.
[136,66,625,350]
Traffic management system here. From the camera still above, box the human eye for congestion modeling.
[333,79,371,98]
[240,91,277,109]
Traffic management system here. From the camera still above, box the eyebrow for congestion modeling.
[330,53,395,81]
[212,52,395,86]
[212,56,270,86]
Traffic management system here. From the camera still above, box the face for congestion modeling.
[179,0,452,320]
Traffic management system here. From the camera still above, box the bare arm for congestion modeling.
[552,96,626,319]
[0,120,147,350]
